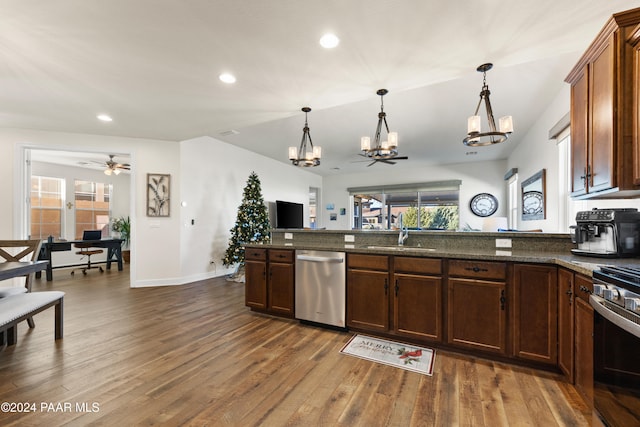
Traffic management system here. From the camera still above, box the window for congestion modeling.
[74,180,112,238]
[557,128,571,232]
[309,187,319,229]
[507,172,518,230]
[349,181,461,230]
[30,176,65,239]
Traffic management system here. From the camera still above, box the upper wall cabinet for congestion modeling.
[566,7,640,199]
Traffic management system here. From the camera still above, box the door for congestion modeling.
[512,264,558,365]
[347,269,389,332]
[269,262,294,316]
[245,260,267,309]
[571,67,589,196]
[558,268,575,381]
[394,273,442,342]
[447,278,507,354]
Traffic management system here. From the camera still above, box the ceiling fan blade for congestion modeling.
[394,156,408,160]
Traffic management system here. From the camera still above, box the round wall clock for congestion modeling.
[522,191,544,215]
[470,193,498,217]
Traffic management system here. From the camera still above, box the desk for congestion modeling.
[38,239,123,281]
[0,261,49,282]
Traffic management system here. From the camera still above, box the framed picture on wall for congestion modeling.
[147,173,170,217]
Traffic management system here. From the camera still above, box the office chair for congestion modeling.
[71,230,104,275]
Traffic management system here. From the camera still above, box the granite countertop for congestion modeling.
[245,242,640,277]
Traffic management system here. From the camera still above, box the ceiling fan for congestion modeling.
[94,154,130,175]
[353,153,409,167]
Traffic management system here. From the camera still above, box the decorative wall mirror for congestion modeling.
[521,169,545,221]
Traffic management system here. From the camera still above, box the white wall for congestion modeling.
[178,136,322,283]
[321,159,508,231]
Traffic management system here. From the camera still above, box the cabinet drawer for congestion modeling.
[269,249,293,263]
[448,259,506,280]
[394,256,441,275]
[348,253,389,271]
[574,273,593,303]
[245,248,267,261]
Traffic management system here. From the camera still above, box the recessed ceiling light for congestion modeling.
[219,73,236,84]
[97,114,113,122]
[319,33,339,49]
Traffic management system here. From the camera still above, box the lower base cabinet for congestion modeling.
[574,274,594,406]
[347,255,443,342]
[448,277,507,354]
[244,248,294,317]
[512,264,558,365]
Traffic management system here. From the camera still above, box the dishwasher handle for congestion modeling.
[296,255,344,263]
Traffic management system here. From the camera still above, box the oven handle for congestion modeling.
[590,294,640,339]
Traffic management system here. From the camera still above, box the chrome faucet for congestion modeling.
[398,212,409,246]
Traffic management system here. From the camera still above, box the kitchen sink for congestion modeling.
[366,245,437,252]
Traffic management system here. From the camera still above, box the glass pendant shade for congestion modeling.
[361,136,371,151]
[288,146,298,160]
[499,116,514,133]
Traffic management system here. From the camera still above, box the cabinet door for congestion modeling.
[575,296,594,406]
[447,278,506,354]
[245,260,267,309]
[571,67,589,196]
[347,269,389,332]
[393,273,442,342]
[512,264,558,365]
[268,262,294,316]
[589,36,615,193]
[558,268,575,381]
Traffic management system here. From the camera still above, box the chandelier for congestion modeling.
[360,89,407,165]
[463,63,513,147]
[288,107,321,167]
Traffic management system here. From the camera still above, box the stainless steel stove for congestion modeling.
[591,265,640,426]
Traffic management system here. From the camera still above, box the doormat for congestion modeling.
[340,334,435,376]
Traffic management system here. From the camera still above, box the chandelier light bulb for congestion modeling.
[361,136,371,151]
[388,132,398,148]
[288,147,298,160]
[468,115,481,134]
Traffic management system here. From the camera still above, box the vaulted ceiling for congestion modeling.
[4,1,640,175]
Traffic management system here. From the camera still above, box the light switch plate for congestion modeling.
[284,232,293,240]
[344,235,355,242]
[495,238,512,248]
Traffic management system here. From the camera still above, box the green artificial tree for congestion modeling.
[223,172,271,274]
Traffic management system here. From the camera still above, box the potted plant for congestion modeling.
[111,216,131,263]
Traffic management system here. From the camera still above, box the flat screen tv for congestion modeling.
[275,200,303,229]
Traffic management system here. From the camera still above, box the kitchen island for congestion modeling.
[244,229,640,406]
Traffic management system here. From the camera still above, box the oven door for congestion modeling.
[591,296,640,426]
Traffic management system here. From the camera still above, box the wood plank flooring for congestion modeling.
[0,266,592,426]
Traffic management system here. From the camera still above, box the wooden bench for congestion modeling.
[0,291,64,350]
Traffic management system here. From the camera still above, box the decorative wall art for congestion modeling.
[147,173,171,217]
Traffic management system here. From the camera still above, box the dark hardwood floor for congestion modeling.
[0,265,592,426]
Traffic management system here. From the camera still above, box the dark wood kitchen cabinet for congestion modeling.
[447,260,507,355]
[245,248,268,310]
[558,268,575,382]
[392,256,442,342]
[244,248,294,317]
[512,264,558,365]
[346,254,443,343]
[267,249,295,317]
[574,273,594,406]
[347,254,390,333]
[566,8,640,198]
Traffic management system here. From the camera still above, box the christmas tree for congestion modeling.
[223,171,271,268]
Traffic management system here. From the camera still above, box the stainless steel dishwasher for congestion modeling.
[295,250,346,328]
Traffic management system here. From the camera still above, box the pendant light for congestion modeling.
[359,89,407,166]
[289,107,321,167]
[463,63,513,147]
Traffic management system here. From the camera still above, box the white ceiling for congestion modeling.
[4,1,640,175]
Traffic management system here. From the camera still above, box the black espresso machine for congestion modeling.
[571,208,640,257]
